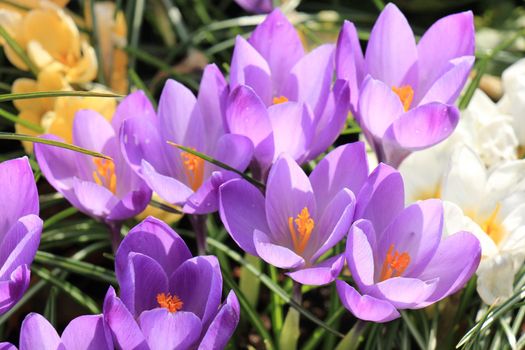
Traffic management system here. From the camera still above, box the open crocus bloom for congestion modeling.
[121,65,253,214]
[0,313,112,350]
[35,101,152,223]
[336,3,474,167]
[337,163,481,323]
[219,143,368,285]
[0,157,42,315]
[227,9,350,176]
[234,0,273,13]
[103,217,240,349]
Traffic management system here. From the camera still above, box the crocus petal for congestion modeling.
[72,110,115,154]
[234,0,273,13]
[345,220,377,290]
[219,179,269,256]
[140,159,193,205]
[0,215,42,279]
[72,177,119,219]
[103,287,149,350]
[309,142,368,213]
[212,133,254,172]
[385,103,459,157]
[61,315,113,350]
[248,9,304,95]
[106,186,152,222]
[170,256,222,327]
[226,85,274,168]
[476,255,516,305]
[0,157,37,240]
[265,154,316,244]
[368,277,438,309]
[355,163,405,239]
[364,3,417,87]
[183,174,221,214]
[377,199,443,277]
[416,11,475,98]
[116,216,192,282]
[287,254,345,285]
[268,102,313,163]
[112,90,157,132]
[139,309,202,350]
[283,44,334,117]
[417,231,481,306]
[198,290,240,350]
[230,36,272,105]
[336,20,365,110]
[0,343,16,350]
[19,313,61,350]
[0,265,30,315]
[253,229,305,269]
[336,280,400,323]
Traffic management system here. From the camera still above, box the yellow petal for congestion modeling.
[15,109,43,153]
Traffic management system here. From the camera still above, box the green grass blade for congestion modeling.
[43,207,79,229]
[0,108,44,133]
[0,90,123,102]
[401,311,426,350]
[303,307,346,350]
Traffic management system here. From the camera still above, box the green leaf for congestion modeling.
[401,311,426,350]
[43,207,79,229]
[0,132,112,159]
[0,108,44,133]
[335,321,367,350]
[0,25,38,75]
[279,308,300,350]
[86,0,107,85]
[269,265,283,339]
[239,253,262,309]
[302,307,346,350]
[0,90,123,103]
[43,286,58,326]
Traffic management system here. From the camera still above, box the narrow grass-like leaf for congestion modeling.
[43,207,79,229]
[150,198,183,214]
[0,108,44,133]
[401,311,426,350]
[168,142,265,190]
[128,68,157,107]
[43,286,58,326]
[0,25,38,75]
[239,254,262,309]
[128,0,146,72]
[86,0,107,85]
[31,266,101,314]
[279,308,300,350]
[269,265,283,339]
[335,320,367,350]
[0,132,112,159]
[303,307,346,350]
[0,90,122,102]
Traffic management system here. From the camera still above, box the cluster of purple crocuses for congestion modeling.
[2,3,482,349]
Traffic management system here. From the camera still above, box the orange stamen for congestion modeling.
[92,158,117,194]
[392,85,414,112]
[156,293,183,313]
[379,244,411,281]
[272,96,289,105]
[288,207,315,254]
[181,150,205,191]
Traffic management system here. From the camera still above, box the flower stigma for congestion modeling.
[392,85,414,112]
[380,244,411,281]
[92,158,117,194]
[288,207,315,254]
[156,293,183,313]
[181,149,205,191]
[272,95,289,105]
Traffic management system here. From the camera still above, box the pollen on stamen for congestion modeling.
[391,85,414,112]
[379,244,411,281]
[92,158,117,194]
[156,293,183,313]
[272,95,289,105]
[180,150,205,191]
[288,207,315,254]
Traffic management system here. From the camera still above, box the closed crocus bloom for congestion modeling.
[234,0,273,13]
[219,143,368,285]
[121,65,253,214]
[103,217,240,350]
[0,312,112,350]
[0,157,42,315]
[34,100,152,224]
[336,3,474,167]
[0,4,97,83]
[227,9,350,175]
[337,163,481,323]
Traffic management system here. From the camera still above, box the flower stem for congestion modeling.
[190,215,207,255]
[292,281,302,304]
[106,221,122,253]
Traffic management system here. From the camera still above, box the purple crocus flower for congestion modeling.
[0,313,112,349]
[336,3,474,167]
[120,64,254,214]
[234,0,273,13]
[337,163,481,322]
[34,97,152,224]
[0,157,42,315]
[226,9,350,177]
[103,217,240,349]
[219,143,368,285]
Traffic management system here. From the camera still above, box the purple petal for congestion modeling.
[170,256,222,327]
[309,142,368,213]
[249,9,304,95]
[226,85,274,168]
[184,172,238,215]
[287,254,345,285]
[416,231,481,306]
[139,309,202,350]
[112,90,157,132]
[19,313,61,350]
[198,290,240,350]
[219,179,269,256]
[71,177,119,220]
[234,0,273,13]
[0,215,42,280]
[230,36,272,105]
[0,343,15,350]
[212,133,254,172]
[253,229,305,269]
[365,3,417,87]
[367,277,438,309]
[336,20,365,110]
[140,159,193,205]
[116,216,192,280]
[61,315,113,350]
[345,220,377,290]
[106,185,152,222]
[416,11,475,98]
[265,154,316,245]
[0,157,38,239]
[0,265,30,315]
[72,110,115,154]
[355,163,404,238]
[336,280,400,323]
[268,102,313,163]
